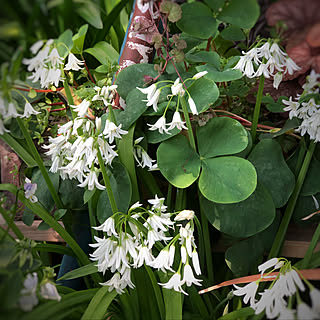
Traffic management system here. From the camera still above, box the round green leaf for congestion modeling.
[197,117,248,158]
[157,134,201,188]
[196,64,243,82]
[218,0,260,29]
[187,77,219,113]
[220,25,246,41]
[199,156,257,203]
[177,2,218,39]
[186,51,220,70]
[115,64,158,99]
[200,183,274,237]
[248,139,295,208]
[97,160,132,223]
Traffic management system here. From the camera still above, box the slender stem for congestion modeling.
[88,198,98,243]
[181,96,196,151]
[175,188,185,211]
[17,118,64,209]
[96,148,118,214]
[166,183,173,212]
[251,76,265,142]
[300,223,320,269]
[0,206,24,240]
[62,67,77,120]
[268,141,316,259]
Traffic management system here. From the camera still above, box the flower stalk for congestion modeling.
[251,75,265,142]
[181,96,196,151]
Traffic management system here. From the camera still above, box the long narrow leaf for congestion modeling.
[35,243,75,257]
[81,286,117,320]
[58,262,98,281]
[218,307,254,320]
[162,288,182,320]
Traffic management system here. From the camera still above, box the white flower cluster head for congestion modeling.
[90,195,202,295]
[233,257,320,319]
[23,39,84,89]
[19,272,61,312]
[0,94,40,135]
[282,70,320,142]
[137,71,208,134]
[43,86,127,190]
[233,40,300,89]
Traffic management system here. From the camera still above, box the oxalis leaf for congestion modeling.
[248,139,295,208]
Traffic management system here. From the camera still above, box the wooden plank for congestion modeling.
[3,220,65,242]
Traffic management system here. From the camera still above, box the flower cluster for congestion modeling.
[24,178,38,203]
[233,257,320,319]
[282,70,320,142]
[19,271,61,312]
[137,71,208,134]
[233,40,300,89]
[133,137,157,170]
[43,86,127,190]
[23,39,84,89]
[90,196,202,295]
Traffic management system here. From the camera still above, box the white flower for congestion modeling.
[46,48,63,68]
[78,169,105,191]
[5,102,20,118]
[310,288,320,315]
[181,246,187,264]
[0,119,10,135]
[148,195,167,212]
[167,112,188,131]
[30,40,44,54]
[19,272,39,312]
[133,146,157,170]
[258,258,282,275]
[64,53,84,71]
[159,272,188,295]
[182,264,202,287]
[22,102,41,118]
[39,282,61,301]
[192,71,208,80]
[297,302,319,320]
[137,84,160,111]
[273,72,283,89]
[188,97,198,115]
[151,248,174,272]
[146,228,172,249]
[93,217,118,237]
[171,78,185,96]
[148,116,170,134]
[192,250,201,275]
[102,119,128,143]
[133,245,155,268]
[24,178,38,203]
[285,57,300,75]
[179,223,194,257]
[175,210,194,221]
[233,281,258,306]
[283,97,300,119]
[100,272,124,294]
[71,99,91,117]
[107,245,130,273]
[277,308,296,320]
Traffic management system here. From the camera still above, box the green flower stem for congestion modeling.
[181,96,196,151]
[199,196,214,284]
[268,141,316,259]
[0,206,24,240]
[251,75,265,143]
[108,104,117,125]
[175,188,185,211]
[300,223,320,269]
[17,118,64,209]
[88,198,98,243]
[97,148,118,215]
[61,66,77,120]
[166,183,173,212]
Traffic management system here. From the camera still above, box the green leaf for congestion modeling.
[58,262,98,281]
[114,89,149,130]
[115,63,158,99]
[204,0,225,12]
[196,64,243,82]
[54,209,67,220]
[22,208,35,226]
[81,287,117,320]
[218,0,260,29]
[83,189,96,204]
[84,41,119,65]
[72,24,88,54]
[38,220,50,230]
[225,236,264,276]
[177,2,218,39]
[35,243,75,257]
[218,307,255,320]
[157,134,201,188]
[197,117,248,158]
[28,88,37,99]
[187,77,219,113]
[59,177,85,209]
[95,65,110,73]
[96,160,132,223]
[56,29,73,58]
[220,25,246,41]
[200,183,275,237]
[186,51,220,70]
[248,139,295,208]
[76,2,103,29]
[199,157,257,204]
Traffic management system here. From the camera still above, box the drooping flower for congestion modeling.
[297,302,319,320]
[151,248,174,272]
[93,217,118,237]
[192,71,208,80]
[24,178,38,203]
[233,281,258,306]
[188,97,198,115]
[39,282,61,301]
[258,257,283,275]
[70,99,91,117]
[22,102,41,118]
[19,273,39,312]
[159,272,188,295]
[171,78,185,96]
[137,84,161,111]
[148,116,170,134]
[167,111,188,131]
[182,263,202,287]
[78,169,105,191]
[102,119,128,143]
[64,53,84,71]
[148,195,167,212]
[174,210,194,221]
